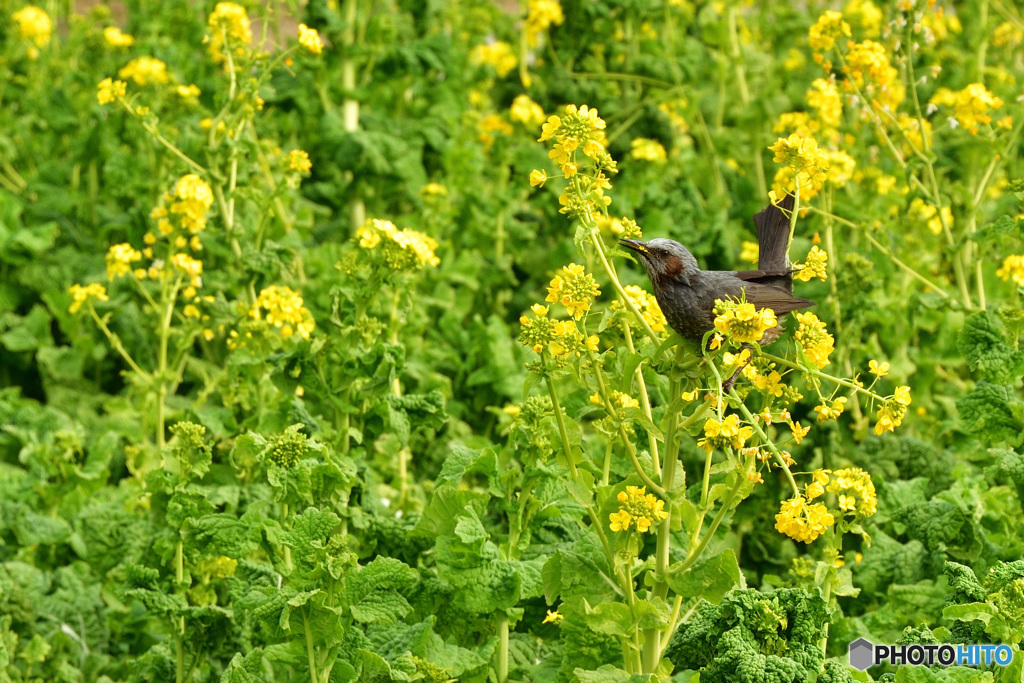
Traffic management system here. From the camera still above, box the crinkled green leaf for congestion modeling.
[957,312,1024,384]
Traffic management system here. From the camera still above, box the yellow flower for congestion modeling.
[105,243,143,280]
[530,169,548,188]
[698,414,754,453]
[96,78,127,105]
[609,509,633,532]
[12,6,51,52]
[250,286,316,340]
[610,284,667,334]
[844,0,882,37]
[808,11,851,52]
[471,41,517,77]
[289,149,312,173]
[893,385,911,406]
[68,283,109,314]
[103,26,135,48]
[791,421,811,444]
[869,360,889,377]
[997,255,1024,287]
[355,219,439,270]
[510,95,545,128]
[207,2,252,63]
[298,23,323,54]
[931,83,1004,135]
[176,84,201,100]
[806,78,843,129]
[793,245,828,282]
[119,57,169,86]
[630,138,667,163]
[843,40,904,113]
[794,311,834,369]
[825,466,877,517]
[713,299,778,344]
[165,174,215,234]
[813,397,847,422]
[774,495,834,544]
[611,486,668,534]
[740,241,759,264]
[525,0,564,45]
[545,263,601,320]
[170,253,204,287]
[542,609,564,624]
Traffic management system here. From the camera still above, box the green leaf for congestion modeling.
[957,312,1024,384]
[957,382,1024,446]
[583,600,635,638]
[346,557,417,626]
[974,214,1019,243]
[666,548,741,604]
[574,665,655,682]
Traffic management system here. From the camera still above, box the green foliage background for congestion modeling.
[2,0,1024,682]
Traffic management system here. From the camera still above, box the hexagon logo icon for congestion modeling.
[849,638,875,671]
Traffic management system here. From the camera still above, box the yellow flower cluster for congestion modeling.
[207,2,252,63]
[813,396,847,422]
[471,41,517,77]
[545,263,600,320]
[289,150,312,173]
[775,495,834,544]
[106,243,143,280]
[119,57,169,86]
[930,84,1004,135]
[250,286,316,340]
[808,10,850,52]
[609,485,668,533]
[793,245,828,282]
[177,84,201,100]
[541,104,608,175]
[630,138,667,163]
[794,311,834,369]
[421,182,448,199]
[997,255,1024,287]
[613,285,667,333]
[590,390,639,418]
[479,114,514,151]
[993,21,1024,48]
[355,218,440,270]
[510,95,545,128]
[12,6,51,57]
[601,216,643,241]
[298,23,323,55]
[843,0,882,37]
[68,283,109,314]
[896,114,932,155]
[908,198,953,235]
[103,27,135,48]
[166,174,215,234]
[525,0,564,46]
[875,386,911,435]
[96,78,127,106]
[171,253,204,287]
[518,304,596,361]
[697,414,754,454]
[712,299,778,344]
[842,40,904,113]
[769,134,830,201]
[806,78,843,129]
[811,468,877,517]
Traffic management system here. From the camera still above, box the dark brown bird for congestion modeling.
[620,195,814,347]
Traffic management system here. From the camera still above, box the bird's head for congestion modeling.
[619,237,699,287]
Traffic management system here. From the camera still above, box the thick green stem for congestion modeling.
[496,615,509,683]
[304,612,319,683]
[544,369,580,479]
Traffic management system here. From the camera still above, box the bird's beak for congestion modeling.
[619,238,648,256]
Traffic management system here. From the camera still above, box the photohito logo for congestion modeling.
[848,638,1014,671]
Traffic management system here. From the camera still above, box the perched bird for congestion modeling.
[620,195,814,346]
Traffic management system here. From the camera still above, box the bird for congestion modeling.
[619,194,814,348]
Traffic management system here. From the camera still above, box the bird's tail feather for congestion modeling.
[753,194,795,274]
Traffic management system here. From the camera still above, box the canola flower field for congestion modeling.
[2,1,1024,681]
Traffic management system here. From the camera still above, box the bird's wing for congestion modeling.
[740,282,815,316]
[732,269,794,292]
[753,194,795,274]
